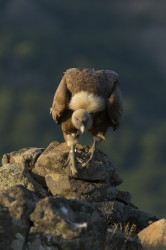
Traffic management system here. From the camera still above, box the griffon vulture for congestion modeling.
[51,68,123,174]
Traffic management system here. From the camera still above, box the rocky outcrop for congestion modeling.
[32,142,157,232]
[0,141,161,249]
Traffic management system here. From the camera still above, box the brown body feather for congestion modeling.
[51,67,123,147]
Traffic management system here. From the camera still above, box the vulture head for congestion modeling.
[71,109,92,133]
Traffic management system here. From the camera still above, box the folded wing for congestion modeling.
[107,80,123,130]
[51,76,70,124]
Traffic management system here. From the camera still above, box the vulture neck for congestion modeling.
[69,91,106,113]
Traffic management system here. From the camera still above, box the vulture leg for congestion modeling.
[62,132,79,174]
[87,112,108,164]
[87,136,102,163]
[63,144,77,174]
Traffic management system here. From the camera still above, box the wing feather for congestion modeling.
[107,81,123,130]
[51,76,70,124]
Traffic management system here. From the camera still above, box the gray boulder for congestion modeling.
[1,147,47,197]
[2,147,44,168]
[45,173,131,202]
[27,196,106,250]
[32,141,122,186]
[0,163,47,197]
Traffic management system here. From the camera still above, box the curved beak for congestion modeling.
[80,125,85,134]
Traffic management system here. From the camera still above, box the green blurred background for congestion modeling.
[0,0,166,217]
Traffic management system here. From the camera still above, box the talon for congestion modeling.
[86,148,96,164]
[62,156,70,169]
[86,136,101,164]
[62,145,78,174]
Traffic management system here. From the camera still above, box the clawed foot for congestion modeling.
[86,147,97,165]
[86,139,97,164]
[62,146,78,175]
[86,136,100,165]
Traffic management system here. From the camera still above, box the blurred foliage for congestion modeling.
[0,0,166,217]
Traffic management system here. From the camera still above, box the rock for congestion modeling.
[0,163,48,197]
[28,196,106,250]
[0,142,162,249]
[32,141,122,186]
[2,147,44,168]
[25,233,62,250]
[0,185,38,221]
[138,219,166,249]
[45,173,131,202]
[0,185,107,250]
[0,185,38,250]
[93,200,158,232]
[0,205,15,250]
[105,225,142,250]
